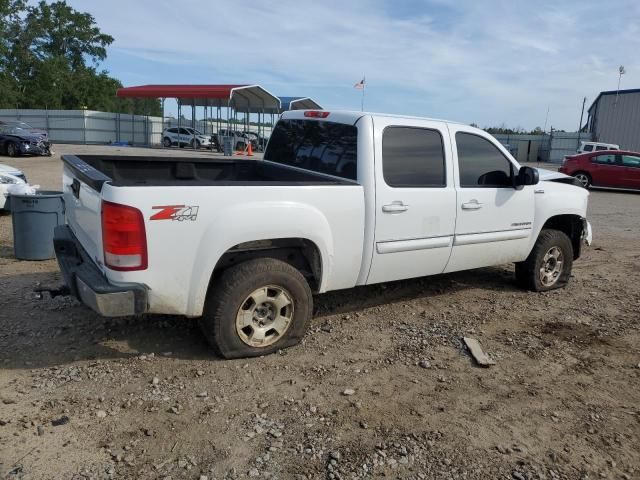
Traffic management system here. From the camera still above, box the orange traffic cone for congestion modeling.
[246,142,254,157]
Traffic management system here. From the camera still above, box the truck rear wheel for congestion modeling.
[200,258,312,358]
[515,229,573,291]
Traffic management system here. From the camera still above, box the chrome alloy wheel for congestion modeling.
[235,285,294,347]
[539,246,564,287]
[574,173,590,188]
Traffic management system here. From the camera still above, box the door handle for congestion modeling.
[461,200,483,210]
[382,202,408,213]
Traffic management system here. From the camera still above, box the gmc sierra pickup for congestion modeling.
[54,110,592,358]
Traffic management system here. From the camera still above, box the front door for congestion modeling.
[367,118,457,284]
[445,127,535,273]
[620,154,640,188]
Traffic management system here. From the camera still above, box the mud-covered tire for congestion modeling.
[199,258,312,359]
[515,229,573,291]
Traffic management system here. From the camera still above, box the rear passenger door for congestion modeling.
[367,118,456,284]
[445,126,535,272]
[590,153,619,187]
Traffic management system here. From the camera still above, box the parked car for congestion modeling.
[0,125,52,157]
[577,141,619,154]
[243,131,269,151]
[0,163,27,210]
[162,127,212,149]
[0,120,49,140]
[53,110,592,359]
[217,129,251,150]
[559,150,640,189]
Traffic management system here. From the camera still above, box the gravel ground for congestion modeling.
[1,145,639,480]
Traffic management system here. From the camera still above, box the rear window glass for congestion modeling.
[264,120,357,180]
[382,127,445,187]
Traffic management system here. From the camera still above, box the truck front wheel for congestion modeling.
[200,258,313,358]
[515,229,574,291]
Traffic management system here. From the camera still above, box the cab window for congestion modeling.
[382,127,446,187]
[583,144,594,152]
[456,132,513,188]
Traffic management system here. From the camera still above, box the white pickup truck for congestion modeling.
[54,110,592,358]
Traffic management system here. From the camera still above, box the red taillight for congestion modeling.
[101,201,147,271]
[304,110,330,118]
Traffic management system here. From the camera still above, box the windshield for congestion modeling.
[1,126,27,135]
[264,119,357,180]
[185,128,204,135]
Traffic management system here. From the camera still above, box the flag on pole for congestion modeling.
[354,77,366,89]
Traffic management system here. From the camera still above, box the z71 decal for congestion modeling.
[150,205,199,221]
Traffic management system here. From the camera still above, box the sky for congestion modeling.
[66,0,640,131]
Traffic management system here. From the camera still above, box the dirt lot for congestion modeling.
[1,145,639,480]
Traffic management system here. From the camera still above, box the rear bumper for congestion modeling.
[53,225,148,317]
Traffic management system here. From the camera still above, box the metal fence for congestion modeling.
[547,132,590,163]
[0,109,165,145]
[493,131,591,163]
[0,109,274,146]
[493,134,550,163]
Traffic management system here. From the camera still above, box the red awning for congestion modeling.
[116,84,246,100]
[116,84,281,112]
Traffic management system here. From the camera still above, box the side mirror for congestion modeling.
[514,166,539,189]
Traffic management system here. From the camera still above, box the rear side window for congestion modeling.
[382,127,445,187]
[456,132,513,188]
[264,120,357,180]
[595,145,607,151]
[583,144,594,152]
[593,154,616,164]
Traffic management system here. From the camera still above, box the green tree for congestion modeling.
[0,0,160,115]
[0,0,25,106]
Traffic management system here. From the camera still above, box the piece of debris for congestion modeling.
[463,337,496,367]
[342,388,356,396]
[51,415,70,426]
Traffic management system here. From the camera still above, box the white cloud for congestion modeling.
[68,0,640,130]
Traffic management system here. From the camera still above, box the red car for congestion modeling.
[559,150,640,190]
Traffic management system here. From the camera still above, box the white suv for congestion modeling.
[162,127,212,149]
[578,141,619,153]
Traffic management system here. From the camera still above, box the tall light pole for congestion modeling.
[614,65,626,108]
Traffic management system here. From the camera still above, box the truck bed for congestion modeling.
[62,155,353,190]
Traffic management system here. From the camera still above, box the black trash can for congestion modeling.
[6,191,65,260]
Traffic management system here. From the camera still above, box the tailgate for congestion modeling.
[61,155,112,269]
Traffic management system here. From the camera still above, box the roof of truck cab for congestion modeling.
[280,109,467,126]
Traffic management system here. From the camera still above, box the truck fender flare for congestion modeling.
[185,201,334,317]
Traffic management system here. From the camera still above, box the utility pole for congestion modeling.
[577,96,586,150]
[543,105,550,133]
[614,65,625,109]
